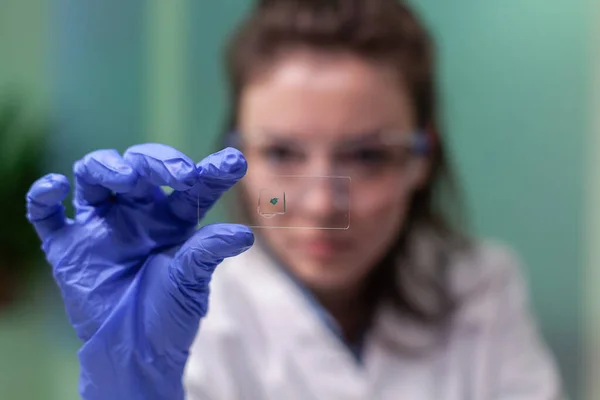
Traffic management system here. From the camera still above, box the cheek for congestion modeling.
[268,191,409,285]
[350,190,409,262]
[349,163,425,260]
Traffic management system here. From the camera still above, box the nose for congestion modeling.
[300,178,337,222]
[283,155,350,227]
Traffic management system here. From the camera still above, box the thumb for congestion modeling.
[167,223,254,317]
[139,224,253,364]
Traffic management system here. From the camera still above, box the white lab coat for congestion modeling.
[183,239,563,399]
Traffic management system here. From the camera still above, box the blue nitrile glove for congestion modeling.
[25,144,254,400]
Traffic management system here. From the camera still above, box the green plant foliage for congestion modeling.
[0,96,48,275]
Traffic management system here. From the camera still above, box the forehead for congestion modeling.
[238,50,415,142]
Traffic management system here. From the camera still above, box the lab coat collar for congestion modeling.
[231,240,441,364]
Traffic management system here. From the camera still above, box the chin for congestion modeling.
[263,229,393,289]
[290,257,368,290]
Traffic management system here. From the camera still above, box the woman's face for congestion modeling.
[238,50,426,293]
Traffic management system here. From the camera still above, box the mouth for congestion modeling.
[292,236,355,259]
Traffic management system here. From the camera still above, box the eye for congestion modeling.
[354,148,389,164]
[260,145,303,164]
[333,145,411,177]
[342,147,393,167]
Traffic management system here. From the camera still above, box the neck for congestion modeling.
[311,283,371,343]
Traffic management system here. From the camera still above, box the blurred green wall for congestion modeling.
[0,0,594,399]
[411,1,592,398]
[585,0,600,396]
[50,0,146,177]
[0,0,48,113]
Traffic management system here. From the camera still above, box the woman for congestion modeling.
[25,0,562,398]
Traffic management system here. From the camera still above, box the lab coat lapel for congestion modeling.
[232,242,454,399]
[236,245,370,398]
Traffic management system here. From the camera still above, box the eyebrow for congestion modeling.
[340,131,395,147]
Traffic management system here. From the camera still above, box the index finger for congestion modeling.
[168,147,247,222]
[122,143,199,202]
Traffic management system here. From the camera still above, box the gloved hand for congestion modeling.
[25,144,254,400]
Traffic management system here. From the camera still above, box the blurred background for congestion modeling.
[0,0,597,399]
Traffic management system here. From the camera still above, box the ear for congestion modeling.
[408,156,431,190]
